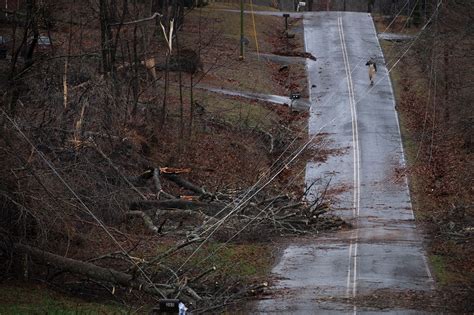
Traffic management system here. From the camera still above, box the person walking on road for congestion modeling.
[366,59,377,86]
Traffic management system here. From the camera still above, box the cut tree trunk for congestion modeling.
[130,199,224,215]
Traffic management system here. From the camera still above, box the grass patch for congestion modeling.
[207,2,279,12]
[0,283,125,314]
[202,243,273,278]
[156,242,274,284]
[181,4,290,95]
[429,254,458,286]
[161,82,281,131]
[198,58,281,95]
[187,4,281,53]
[430,255,447,285]
[193,89,280,130]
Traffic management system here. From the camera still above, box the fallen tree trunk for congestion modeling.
[155,209,219,225]
[130,199,225,215]
[12,243,168,297]
[272,50,317,60]
[162,173,210,197]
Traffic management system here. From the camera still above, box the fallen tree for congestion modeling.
[13,243,170,297]
[10,242,210,303]
[125,167,345,237]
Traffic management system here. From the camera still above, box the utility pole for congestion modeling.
[239,0,244,60]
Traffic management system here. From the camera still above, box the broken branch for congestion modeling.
[126,211,158,233]
[162,173,211,198]
[153,168,175,200]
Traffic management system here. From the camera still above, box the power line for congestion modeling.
[1,108,167,299]
[189,4,416,238]
[2,2,444,293]
[381,0,411,34]
[174,3,445,275]
[173,59,371,276]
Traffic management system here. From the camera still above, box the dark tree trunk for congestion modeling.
[12,243,169,297]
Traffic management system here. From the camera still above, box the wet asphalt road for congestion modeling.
[257,12,434,314]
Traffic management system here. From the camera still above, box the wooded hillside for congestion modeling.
[379,1,473,311]
[0,0,341,312]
